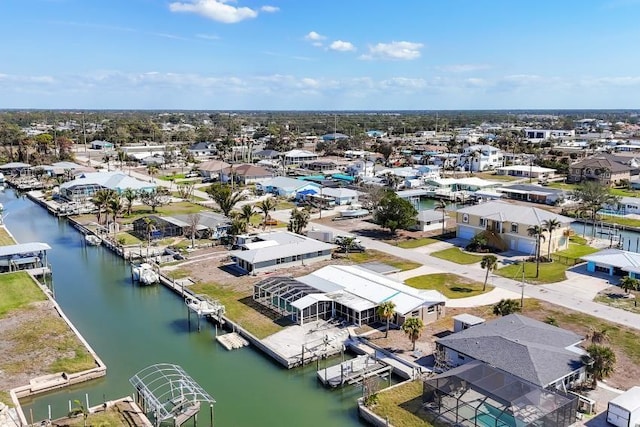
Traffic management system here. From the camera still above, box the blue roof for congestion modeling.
[332,174,355,182]
[297,189,317,196]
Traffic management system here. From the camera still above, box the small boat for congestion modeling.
[339,204,369,218]
[132,263,160,285]
[85,235,102,246]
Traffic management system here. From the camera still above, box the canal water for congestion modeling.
[1,189,366,426]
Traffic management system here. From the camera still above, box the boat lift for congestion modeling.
[185,294,226,332]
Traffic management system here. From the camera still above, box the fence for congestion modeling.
[550,254,584,266]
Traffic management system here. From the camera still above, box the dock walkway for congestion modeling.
[317,355,391,388]
[348,339,426,380]
[216,332,249,350]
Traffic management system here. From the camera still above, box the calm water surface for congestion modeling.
[1,189,366,426]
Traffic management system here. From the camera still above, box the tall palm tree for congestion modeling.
[481,254,498,291]
[122,188,138,216]
[256,197,277,229]
[235,204,256,227]
[542,218,561,260]
[401,317,424,351]
[377,301,396,338]
[527,225,546,278]
[619,275,638,294]
[206,183,246,217]
[142,217,157,249]
[146,164,159,182]
[434,200,447,235]
[583,344,616,388]
[107,194,124,240]
[288,207,310,234]
[91,189,114,225]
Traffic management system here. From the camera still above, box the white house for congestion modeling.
[459,144,503,172]
[59,171,156,201]
[495,165,556,179]
[257,176,319,198]
[231,231,335,274]
[413,210,446,232]
[282,149,318,165]
[320,187,359,205]
[524,129,575,143]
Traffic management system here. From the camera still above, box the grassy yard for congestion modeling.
[371,380,430,427]
[430,248,482,265]
[274,200,297,211]
[0,227,16,246]
[594,290,640,314]
[495,261,569,284]
[553,243,599,259]
[547,182,578,191]
[0,272,46,317]
[474,172,520,182]
[0,391,11,406]
[597,215,640,228]
[189,283,284,339]
[344,250,421,271]
[116,231,141,246]
[406,273,492,299]
[164,268,192,280]
[114,201,206,224]
[396,237,439,249]
[59,408,130,426]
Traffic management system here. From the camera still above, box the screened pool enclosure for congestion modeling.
[422,361,577,427]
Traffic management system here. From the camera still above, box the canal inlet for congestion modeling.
[1,189,372,427]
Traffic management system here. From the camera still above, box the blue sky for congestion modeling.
[1,0,640,110]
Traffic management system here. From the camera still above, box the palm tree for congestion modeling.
[492,299,521,316]
[377,301,396,338]
[206,183,246,217]
[587,327,610,344]
[146,164,159,182]
[229,217,248,236]
[481,254,498,292]
[434,199,447,235]
[583,344,616,388]
[619,275,638,294]
[122,188,138,216]
[288,207,310,235]
[542,218,561,260]
[91,189,114,225]
[527,225,546,277]
[106,194,123,239]
[236,204,256,226]
[142,217,157,250]
[401,317,424,351]
[256,197,277,229]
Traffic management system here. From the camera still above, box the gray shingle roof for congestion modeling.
[456,201,573,226]
[436,314,583,387]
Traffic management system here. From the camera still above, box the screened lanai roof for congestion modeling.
[255,276,324,308]
[425,361,576,425]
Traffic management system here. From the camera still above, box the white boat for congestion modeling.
[0,172,5,185]
[339,204,369,218]
[85,235,102,246]
[132,263,160,285]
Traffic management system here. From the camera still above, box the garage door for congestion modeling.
[517,239,536,255]
[457,226,476,240]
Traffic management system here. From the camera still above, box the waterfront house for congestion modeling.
[459,144,503,172]
[133,212,231,241]
[495,165,556,180]
[497,184,566,205]
[231,231,335,274]
[253,264,446,327]
[413,209,446,232]
[436,313,586,390]
[253,149,281,161]
[59,171,156,202]
[319,187,359,205]
[568,153,632,186]
[257,176,319,198]
[581,249,640,278]
[455,201,573,255]
[282,149,318,165]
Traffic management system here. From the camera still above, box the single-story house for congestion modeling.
[495,165,556,179]
[60,171,156,202]
[282,149,318,165]
[253,264,446,326]
[132,212,232,241]
[581,249,640,278]
[436,313,586,390]
[197,160,231,179]
[141,155,165,166]
[220,164,273,185]
[319,187,359,205]
[497,184,566,205]
[257,176,319,198]
[609,196,640,215]
[455,201,573,255]
[231,231,335,274]
[89,140,114,150]
[188,141,217,158]
[253,149,280,160]
[413,209,445,232]
[174,211,231,240]
[132,215,191,241]
[33,162,94,178]
[0,162,31,175]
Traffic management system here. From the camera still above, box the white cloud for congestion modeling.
[305,31,326,41]
[437,64,491,73]
[196,33,220,40]
[260,5,279,13]
[360,41,423,61]
[329,40,356,52]
[169,0,258,24]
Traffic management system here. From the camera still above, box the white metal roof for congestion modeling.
[0,242,51,257]
[456,201,573,226]
[453,313,486,325]
[609,386,640,411]
[291,293,333,310]
[231,232,335,264]
[60,171,155,192]
[581,249,640,272]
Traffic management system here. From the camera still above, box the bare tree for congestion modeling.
[186,213,201,248]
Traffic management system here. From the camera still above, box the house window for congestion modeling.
[276,257,285,265]
[458,354,465,361]
[479,217,486,227]
[317,251,323,256]
[462,214,469,223]
[427,306,435,313]
[511,223,518,233]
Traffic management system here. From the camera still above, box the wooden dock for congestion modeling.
[317,355,392,388]
[216,332,249,350]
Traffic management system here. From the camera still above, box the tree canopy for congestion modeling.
[373,191,417,235]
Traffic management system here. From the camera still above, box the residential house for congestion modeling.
[459,144,503,172]
[188,141,217,158]
[497,184,566,205]
[220,164,273,185]
[253,264,446,327]
[282,149,318,165]
[413,209,446,232]
[252,149,280,160]
[610,196,640,215]
[320,187,359,205]
[59,171,156,202]
[581,249,640,278]
[231,231,335,274]
[455,201,573,255]
[133,212,231,241]
[495,165,556,180]
[568,153,632,186]
[436,313,586,390]
[524,129,575,143]
[257,176,319,198]
[197,160,231,179]
[89,140,114,150]
[174,211,231,240]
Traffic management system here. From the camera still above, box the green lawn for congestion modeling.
[0,227,16,246]
[116,232,142,246]
[553,243,599,259]
[405,273,492,299]
[594,290,640,314]
[430,248,482,265]
[371,380,430,427]
[345,250,421,271]
[274,200,297,211]
[609,188,640,197]
[597,216,640,228]
[0,272,46,317]
[159,173,186,181]
[569,235,588,245]
[118,201,207,224]
[396,238,439,249]
[496,261,569,284]
[547,182,578,191]
[474,172,520,182]
[189,283,284,339]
